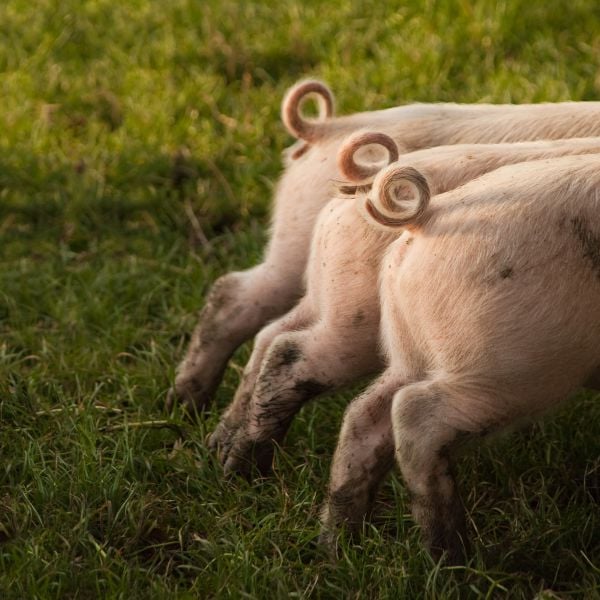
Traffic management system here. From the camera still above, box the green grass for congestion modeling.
[1,0,599,597]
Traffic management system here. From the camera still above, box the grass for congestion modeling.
[1,0,599,597]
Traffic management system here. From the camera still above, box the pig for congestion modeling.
[169,78,600,415]
[213,133,600,477]
[320,153,600,563]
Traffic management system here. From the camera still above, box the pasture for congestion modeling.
[0,0,599,597]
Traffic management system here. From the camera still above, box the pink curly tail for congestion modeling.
[337,131,399,182]
[364,165,431,229]
[281,79,335,145]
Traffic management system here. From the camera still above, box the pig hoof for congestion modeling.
[317,522,340,559]
[166,378,213,416]
[207,419,238,454]
[222,437,274,478]
[426,536,468,566]
[222,453,252,480]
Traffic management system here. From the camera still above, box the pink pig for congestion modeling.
[321,153,600,563]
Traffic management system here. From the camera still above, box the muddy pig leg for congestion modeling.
[222,319,383,476]
[319,372,402,550]
[208,298,315,456]
[167,262,303,414]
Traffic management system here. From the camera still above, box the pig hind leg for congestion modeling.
[222,322,382,476]
[208,299,314,456]
[168,262,302,415]
[392,379,496,564]
[320,372,402,549]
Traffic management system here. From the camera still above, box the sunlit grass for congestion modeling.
[0,0,599,597]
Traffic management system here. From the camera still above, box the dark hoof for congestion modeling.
[222,437,275,479]
[428,544,467,566]
[208,418,238,449]
[166,379,213,417]
[207,419,237,456]
[425,528,469,566]
[317,516,341,560]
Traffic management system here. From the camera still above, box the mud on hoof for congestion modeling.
[166,378,214,416]
[416,498,469,566]
[318,505,362,560]
[425,534,468,566]
[207,417,240,457]
[317,525,340,559]
[222,435,276,479]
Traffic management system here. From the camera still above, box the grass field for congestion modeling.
[1,0,599,597]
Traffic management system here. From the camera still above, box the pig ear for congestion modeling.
[337,130,400,183]
[363,165,431,229]
[281,79,335,146]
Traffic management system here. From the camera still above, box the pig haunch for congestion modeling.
[321,154,600,562]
